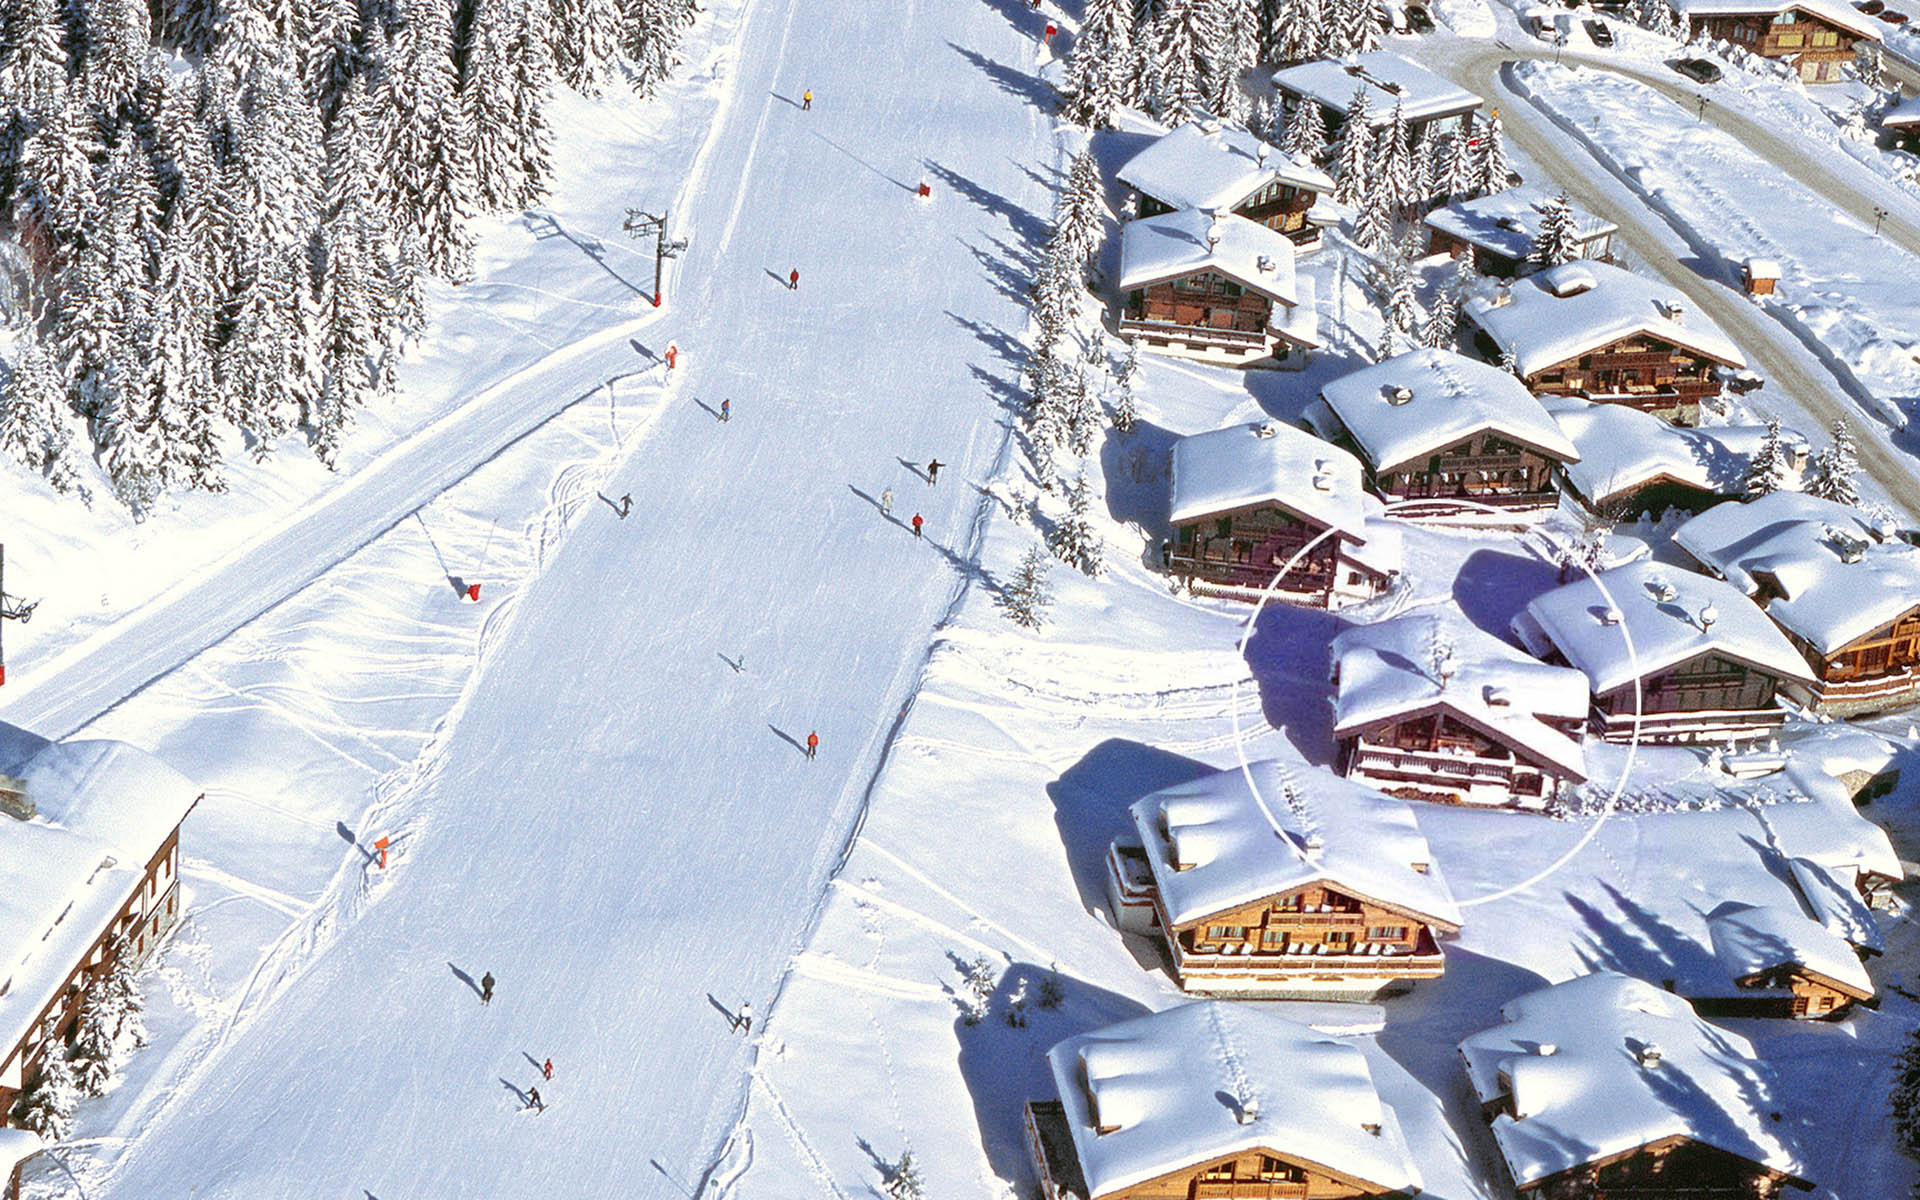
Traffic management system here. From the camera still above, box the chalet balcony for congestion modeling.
[1347,745,1546,804]
[1026,1100,1088,1200]
[1119,317,1270,351]
[1595,706,1786,744]
[1811,666,1920,716]
[1190,1179,1315,1200]
[1174,929,1445,981]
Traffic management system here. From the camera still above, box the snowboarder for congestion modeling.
[527,1086,544,1112]
[618,494,633,519]
[480,971,495,1005]
[542,1058,553,1081]
[788,268,800,290]
[802,89,812,111]
[805,731,819,760]
[926,459,943,487]
[912,514,924,539]
[720,398,731,422]
[736,1001,754,1035]
[880,487,895,517]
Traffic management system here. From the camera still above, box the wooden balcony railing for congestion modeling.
[1120,318,1268,348]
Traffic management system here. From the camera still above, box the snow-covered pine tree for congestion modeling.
[1270,0,1321,62]
[1894,1026,1920,1165]
[1049,473,1105,576]
[1337,0,1379,54]
[4,0,72,120]
[80,0,153,113]
[1331,87,1373,205]
[381,0,477,279]
[1743,417,1790,497]
[1378,100,1413,218]
[958,954,998,1024]
[507,0,558,205]
[1056,150,1109,267]
[1530,191,1582,268]
[1441,122,1477,201]
[1857,41,1887,91]
[0,341,79,489]
[1281,97,1327,161]
[104,938,147,1050]
[998,544,1055,628]
[886,1150,926,1200]
[545,0,612,94]
[303,0,362,113]
[1473,107,1512,197]
[1353,155,1394,249]
[1067,367,1101,455]
[1420,285,1456,349]
[1806,418,1861,506]
[1112,367,1138,433]
[72,994,121,1097]
[1380,240,1420,356]
[149,110,225,492]
[13,1041,78,1142]
[1144,0,1210,124]
[1213,0,1262,123]
[464,0,526,209]
[622,0,699,99]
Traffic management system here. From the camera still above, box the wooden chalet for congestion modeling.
[1510,561,1816,744]
[1107,761,1461,1000]
[1885,95,1920,153]
[1163,421,1399,606]
[1423,187,1616,278]
[1307,348,1580,518]
[1543,395,1804,519]
[1459,974,1816,1200]
[1118,210,1317,367]
[1271,52,1483,145]
[1674,0,1881,82]
[1700,900,1875,1019]
[1,725,201,1128]
[1118,121,1336,252]
[1330,615,1589,810]
[1027,1002,1421,1200]
[1466,261,1746,425]
[1675,491,1920,715]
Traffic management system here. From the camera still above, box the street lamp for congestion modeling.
[1874,206,1890,236]
[1696,95,1710,122]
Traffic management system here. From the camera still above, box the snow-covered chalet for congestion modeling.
[1307,348,1580,517]
[1117,210,1317,367]
[1270,52,1483,144]
[1510,561,1816,743]
[0,722,200,1128]
[1107,761,1461,999]
[1026,1002,1423,1200]
[1117,121,1336,252]
[1673,0,1881,82]
[1423,186,1617,278]
[1465,261,1747,425]
[1674,491,1920,715]
[1163,421,1400,606]
[1458,973,1815,1199]
[1330,614,1588,809]
[1544,395,1804,519]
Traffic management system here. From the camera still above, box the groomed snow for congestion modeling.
[1117,122,1334,214]
[1048,1001,1422,1199]
[1314,347,1579,472]
[1466,260,1746,380]
[1270,52,1484,125]
[1117,209,1301,308]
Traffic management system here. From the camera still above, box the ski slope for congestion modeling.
[87,0,1055,1195]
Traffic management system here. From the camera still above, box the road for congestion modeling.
[89,0,1053,1195]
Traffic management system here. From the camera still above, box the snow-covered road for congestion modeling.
[88,0,1053,1195]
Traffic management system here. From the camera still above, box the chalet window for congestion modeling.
[1775,31,1803,45]
[1771,10,1796,21]
[1367,925,1408,941]
[1810,29,1837,45]
[1261,929,1286,946]
[1200,1163,1236,1181]
[1216,517,1232,539]
[1324,930,1355,945]
[1275,894,1303,911]
[1256,1158,1304,1183]
[1221,281,1242,298]
[1206,924,1247,940]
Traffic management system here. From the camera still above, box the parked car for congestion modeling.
[1879,9,1910,23]
[1406,3,1435,30]
[1585,18,1615,44]
[1856,0,1886,13]
[1672,57,1724,83]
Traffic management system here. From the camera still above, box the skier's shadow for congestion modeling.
[763,268,792,288]
[847,484,907,529]
[693,398,724,421]
[499,1078,530,1106]
[706,993,745,1027]
[448,963,483,999]
[895,457,930,483]
[767,725,809,756]
[769,91,804,110]
[521,1051,545,1074]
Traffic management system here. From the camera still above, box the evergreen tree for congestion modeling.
[1055,150,1108,267]
[998,544,1055,628]
[1473,107,1512,197]
[1379,241,1419,356]
[303,0,362,113]
[1336,0,1379,54]
[507,0,557,204]
[105,938,147,1050]
[5,0,71,120]
[1530,191,1582,267]
[1049,473,1104,576]
[1353,157,1394,249]
[1067,367,1100,455]
[1212,0,1261,122]
[1145,0,1209,124]
[381,0,477,279]
[622,0,699,99]
[1743,417,1790,497]
[1281,97,1326,162]
[1271,0,1325,62]
[14,1039,79,1141]
[1806,418,1860,506]
[1856,42,1887,92]
[1378,100,1413,218]
[1891,1026,1920,1167]
[465,0,529,210]
[1420,286,1456,349]
[80,0,152,112]
[886,1149,926,1200]
[0,341,79,490]
[1332,87,1373,205]
[1112,368,1138,433]
[72,995,121,1097]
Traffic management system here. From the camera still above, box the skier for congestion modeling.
[911,513,924,539]
[526,1086,544,1112]
[720,398,731,422]
[806,731,819,760]
[730,652,745,674]
[880,486,895,517]
[480,971,495,1006]
[788,268,800,291]
[736,1001,754,1035]
[926,459,943,487]
[802,89,812,111]
[542,1058,553,1081]
[618,494,633,519]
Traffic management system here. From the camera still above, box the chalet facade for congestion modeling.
[1027,1002,1421,1200]
[1308,348,1580,517]
[1,726,201,1128]
[1272,52,1483,145]
[1118,210,1318,367]
[1164,421,1400,606]
[1885,95,1920,153]
[1700,900,1875,1019]
[1459,974,1815,1200]
[1543,395,1804,518]
[1107,761,1461,999]
[1466,261,1746,425]
[1330,615,1588,809]
[1674,0,1881,82]
[1511,562,1816,744]
[1118,121,1336,252]
[1676,492,1920,715]
[1423,188,1616,278]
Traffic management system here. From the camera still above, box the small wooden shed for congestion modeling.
[1743,257,1780,297]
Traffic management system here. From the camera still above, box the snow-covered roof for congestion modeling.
[1168,421,1373,541]
[1332,613,1589,780]
[1130,761,1462,930]
[1118,122,1334,213]
[1511,560,1816,695]
[1047,1002,1422,1200]
[1673,0,1883,41]
[1271,53,1483,126]
[1457,973,1809,1191]
[0,722,201,1065]
[1543,395,1798,507]
[1467,261,1746,379]
[1885,94,1920,127]
[1117,209,1300,308]
[1747,761,1904,886]
[1423,187,1616,264]
[1316,348,1579,472]
[1705,900,1873,997]
[1787,856,1884,953]
[1673,491,1920,656]
[1745,257,1782,280]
